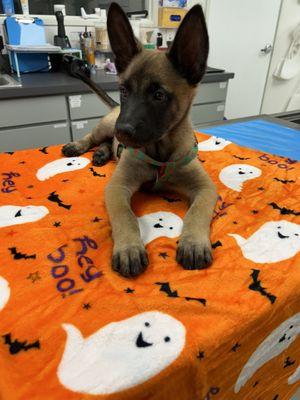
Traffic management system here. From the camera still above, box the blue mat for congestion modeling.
[200,119,300,160]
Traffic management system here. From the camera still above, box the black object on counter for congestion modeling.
[62,54,119,108]
[156,33,163,49]
[0,35,11,74]
[54,11,71,49]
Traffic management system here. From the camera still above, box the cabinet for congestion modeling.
[0,123,70,151]
[0,81,228,152]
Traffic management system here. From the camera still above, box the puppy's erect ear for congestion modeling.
[107,2,142,73]
[167,5,209,85]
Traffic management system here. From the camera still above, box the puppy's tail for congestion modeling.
[62,55,119,109]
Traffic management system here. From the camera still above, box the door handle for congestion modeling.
[260,44,273,54]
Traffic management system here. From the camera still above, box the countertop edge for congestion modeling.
[0,71,235,100]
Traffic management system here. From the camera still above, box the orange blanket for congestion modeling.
[0,132,299,400]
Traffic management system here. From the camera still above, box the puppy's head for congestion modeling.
[107,3,209,148]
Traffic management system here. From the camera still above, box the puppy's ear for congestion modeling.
[168,5,209,85]
[107,2,142,73]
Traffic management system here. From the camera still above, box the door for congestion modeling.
[206,0,282,119]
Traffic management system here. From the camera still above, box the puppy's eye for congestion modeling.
[153,90,166,102]
[119,85,128,99]
[278,226,281,229]
[145,322,150,327]
[164,336,170,342]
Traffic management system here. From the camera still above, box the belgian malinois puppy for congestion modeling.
[62,2,217,278]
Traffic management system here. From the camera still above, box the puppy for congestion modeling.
[62,3,218,278]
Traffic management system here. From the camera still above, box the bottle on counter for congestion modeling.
[86,32,95,66]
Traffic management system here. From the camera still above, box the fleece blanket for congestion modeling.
[0,132,299,400]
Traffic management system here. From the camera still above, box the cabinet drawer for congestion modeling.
[72,118,100,140]
[0,123,70,152]
[69,91,119,120]
[0,96,67,128]
[194,82,228,105]
[191,102,225,125]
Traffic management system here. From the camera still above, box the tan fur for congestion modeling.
[62,49,217,277]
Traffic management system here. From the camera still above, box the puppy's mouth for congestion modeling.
[277,231,290,239]
[136,332,153,348]
[116,131,146,149]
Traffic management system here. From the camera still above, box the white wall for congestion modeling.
[206,0,281,119]
[261,0,300,114]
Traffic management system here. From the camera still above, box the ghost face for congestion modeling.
[275,221,300,243]
[57,311,186,395]
[36,157,90,181]
[235,313,300,393]
[0,205,49,228]
[219,164,262,192]
[229,220,300,263]
[138,212,183,245]
[198,136,232,151]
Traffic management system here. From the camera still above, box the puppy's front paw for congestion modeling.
[112,245,149,278]
[62,142,85,157]
[176,239,212,270]
[93,149,110,166]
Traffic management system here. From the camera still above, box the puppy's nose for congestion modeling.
[116,122,136,137]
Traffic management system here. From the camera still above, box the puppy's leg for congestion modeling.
[169,160,218,270]
[62,106,120,157]
[92,141,112,166]
[105,154,155,278]
[62,132,95,157]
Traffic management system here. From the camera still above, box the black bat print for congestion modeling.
[156,282,206,305]
[155,282,179,298]
[185,297,206,306]
[162,196,182,203]
[233,155,250,160]
[212,240,222,249]
[3,333,40,355]
[269,202,300,216]
[274,177,295,184]
[39,146,49,154]
[48,192,72,210]
[5,151,14,155]
[9,247,36,260]
[284,356,295,368]
[249,269,277,304]
[89,167,106,177]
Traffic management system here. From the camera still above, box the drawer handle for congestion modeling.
[170,14,182,22]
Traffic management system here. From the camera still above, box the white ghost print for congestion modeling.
[137,212,183,245]
[36,157,90,181]
[288,365,300,385]
[219,164,261,192]
[0,205,49,228]
[0,276,10,311]
[57,311,186,395]
[235,312,300,393]
[229,220,300,263]
[198,136,232,151]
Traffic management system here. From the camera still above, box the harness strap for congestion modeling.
[117,139,199,189]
